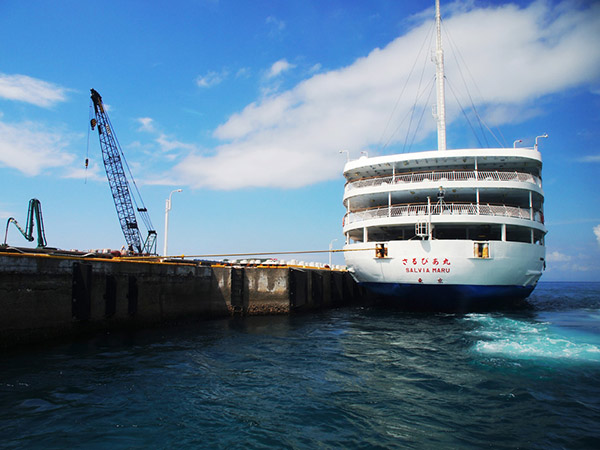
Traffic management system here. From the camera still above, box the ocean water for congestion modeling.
[1,282,599,449]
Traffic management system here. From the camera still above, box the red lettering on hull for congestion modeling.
[402,256,452,278]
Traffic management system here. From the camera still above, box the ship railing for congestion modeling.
[344,202,544,226]
[345,170,541,191]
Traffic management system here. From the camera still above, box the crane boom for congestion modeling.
[90,89,156,254]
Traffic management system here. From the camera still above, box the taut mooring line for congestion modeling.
[121,247,375,261]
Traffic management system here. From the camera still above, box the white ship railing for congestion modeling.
[345,170,541,192]
[344,202,544,226]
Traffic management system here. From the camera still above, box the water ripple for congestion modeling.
[1,283,599,448]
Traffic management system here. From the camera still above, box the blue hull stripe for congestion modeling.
[361,282,535,304]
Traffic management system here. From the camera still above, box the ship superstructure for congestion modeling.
[341,1,547,306]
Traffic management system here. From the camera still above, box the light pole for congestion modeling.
[329,238,338,267]
[535,134,548,150]
[164,189,182,256]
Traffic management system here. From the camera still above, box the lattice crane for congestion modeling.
[90,89,156,254]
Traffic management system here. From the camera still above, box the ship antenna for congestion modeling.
[435,0,447,151]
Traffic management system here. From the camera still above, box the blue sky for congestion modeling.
[0,0,599,281]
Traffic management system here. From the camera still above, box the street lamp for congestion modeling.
[329,238,338,267]
[513,139,522,148]
[535,134,548,150]
[163,189,182,256]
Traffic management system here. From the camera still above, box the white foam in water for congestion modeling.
[465,311,600,363]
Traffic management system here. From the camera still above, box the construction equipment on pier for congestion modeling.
[3,198,47,248]
[90,88,157,254]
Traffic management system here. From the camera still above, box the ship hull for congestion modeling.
[344,239,545,308]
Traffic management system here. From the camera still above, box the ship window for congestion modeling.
[375,243,388,258]
[533,229,546,245]
[471,225,501,241]
[367,226,416,241]
[473,242,490,258]
[348,230,364,243]
[506,225,532,243]
[401,228,416,240]
[431,225,501,241]
[433,226,467,240]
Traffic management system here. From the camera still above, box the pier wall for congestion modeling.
[0,252,363,347]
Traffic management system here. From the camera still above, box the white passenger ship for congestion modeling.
[342,1,547,306]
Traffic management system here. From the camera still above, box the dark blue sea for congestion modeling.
[2,282,599,449]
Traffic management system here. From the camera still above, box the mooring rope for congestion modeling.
[120,247,375,261]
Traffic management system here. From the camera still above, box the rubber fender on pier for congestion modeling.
[289,269,308,309]
[230,268,245,312]
[127,276,138,317]
[72,262,92,321]
[104,275,117,318]
[310,271,324,307]
[330,271,344,306]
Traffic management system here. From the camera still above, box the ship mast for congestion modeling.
[434,0,447,151]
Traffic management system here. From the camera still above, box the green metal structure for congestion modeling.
[3,198,47,248]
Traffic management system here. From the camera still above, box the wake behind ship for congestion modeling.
[341,0,547,308]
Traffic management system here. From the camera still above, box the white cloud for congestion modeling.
[0,73,68,107]
[266,16,286,35]
[0,209,13,221]
[594,224,600,246]
[62,161,104,182]
[578,155,600,162]
[0,121,75,176]
[440,2,600,104]
[267,59,295,78]
[196,70,227,88]
[169,1,600,190]
[156,133,197,153]
[546,251,572,262]
[236,67,251,79]
[137,117,156,133]
[566,263,593,272]
[309,63,322,74]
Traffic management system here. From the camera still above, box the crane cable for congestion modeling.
[85,103,93,184]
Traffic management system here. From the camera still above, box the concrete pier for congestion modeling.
[0,249,365,348]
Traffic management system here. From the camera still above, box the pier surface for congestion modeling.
[0,249,364,348]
